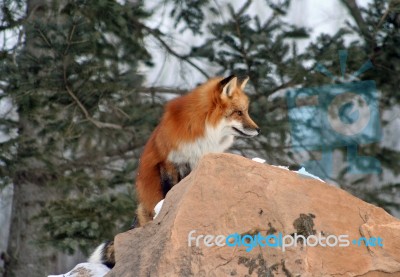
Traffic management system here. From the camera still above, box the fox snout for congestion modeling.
[243,118,260,136]
[231,114,260,137]
[252,126,261,135]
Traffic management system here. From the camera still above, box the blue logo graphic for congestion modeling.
[287,50,381,179]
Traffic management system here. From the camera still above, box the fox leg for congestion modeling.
[135,160,164,226]
[177,162,191,182]
[136,161,180,226]
[136,203,154,226]
[160,161,180,197]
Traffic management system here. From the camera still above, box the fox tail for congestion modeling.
[88,199,165,268]
[88,240,115,268]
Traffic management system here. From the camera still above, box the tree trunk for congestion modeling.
[5,173,59,277]
[5,1,67,276]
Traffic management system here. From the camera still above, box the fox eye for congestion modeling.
[236,110,243,116]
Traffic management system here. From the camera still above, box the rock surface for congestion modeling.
[106,153,400,277]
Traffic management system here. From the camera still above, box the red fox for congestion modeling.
[136,75,260,225]
[88,75,259,267]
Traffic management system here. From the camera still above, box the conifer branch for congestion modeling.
[134,21,210,79]
[341,0,375,48]
[63,60,123,130]
[138,86,187,95]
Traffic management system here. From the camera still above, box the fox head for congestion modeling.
[216,75,260,137]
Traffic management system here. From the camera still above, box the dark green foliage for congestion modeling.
[170,0,210,34]
[1,0,160,255]
[35,193,135,255]
[1,0,399,264]
[36,193,136,254]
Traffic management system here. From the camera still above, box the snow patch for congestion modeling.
[87,242,105,264]
[271,165,289,170]
[252,157,325,182]
[48,262,110,277]
[252,157,266,163]
[153,199,164,219]
[296,167,325,183]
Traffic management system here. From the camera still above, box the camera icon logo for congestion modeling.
[287,50,381,180]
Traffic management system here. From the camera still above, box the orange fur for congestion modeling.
[135,76,259,225]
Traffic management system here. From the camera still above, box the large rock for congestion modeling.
[107,153,400,277]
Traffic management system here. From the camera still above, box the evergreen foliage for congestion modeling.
[0,0,399,274]
[1,0,159,256]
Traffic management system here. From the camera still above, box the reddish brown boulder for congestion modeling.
[106,153,400,277]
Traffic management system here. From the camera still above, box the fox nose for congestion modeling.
[256,128,261,134]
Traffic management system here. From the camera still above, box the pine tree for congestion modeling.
[1,0,157,275]
[0,0,399,276]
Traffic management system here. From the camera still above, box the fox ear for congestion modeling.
[220,75,237,99]
[240,76,249,90]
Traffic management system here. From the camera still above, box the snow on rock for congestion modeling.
[48,262,110,277]
[253,157,325,182]
[153,199,164,219]
[251,157,266,163]
[296,167,325,183]
[271,165,289,170]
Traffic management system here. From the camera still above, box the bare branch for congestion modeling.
[135,21,210,79]
[62,59,123,130]
[63,23,76,56]
[266,78,299,97]
[375,6,391,32]
[341,0,375,48]
[36,27,52,48]
[138,86,187,95]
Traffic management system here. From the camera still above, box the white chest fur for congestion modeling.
[167,121,234,168]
